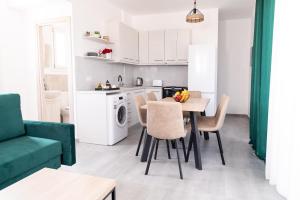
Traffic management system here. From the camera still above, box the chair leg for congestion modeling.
[154,139,160,160]
[180,138,187,161]
[145,138,157,175]
[166,140,171,159]
[216,131,225,165]
[174,139,183,179]
[136,127,145,156]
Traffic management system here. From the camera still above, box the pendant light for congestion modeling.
[186,0,204,23]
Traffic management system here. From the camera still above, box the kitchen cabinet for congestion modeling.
[126,88,162,127]
[141,29,190,65]
[149,30,165,64]
[108,21,139,64]
[177,30,191,64]
[126,89,146,127]
[139,31,149,64]
[164,30,178,64]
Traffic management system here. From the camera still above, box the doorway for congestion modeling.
[37,17,73,123]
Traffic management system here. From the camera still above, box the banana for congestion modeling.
[180,94,186,103]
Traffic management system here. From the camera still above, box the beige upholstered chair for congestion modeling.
[145,101,187,179]
[189,91,202,98]
[183,91,202,122]
[146,92,157,101]
[188,95,230,165]
[134,95,147,156]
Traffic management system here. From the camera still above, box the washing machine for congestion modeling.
[106,93,128,145]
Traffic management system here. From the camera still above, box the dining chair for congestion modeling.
[146,92,172,159]
[189,91,202,98]
[146,92,157,101]
[145,101,187,179]
[134,95,147,156]
[187,95,230,165]
[183,91,202,119]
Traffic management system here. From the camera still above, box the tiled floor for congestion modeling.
[63,115,284,200]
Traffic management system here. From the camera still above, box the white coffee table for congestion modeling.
[0,168,116,200]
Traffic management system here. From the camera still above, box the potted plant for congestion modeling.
[93,31,101,38]
[100,48,113,59]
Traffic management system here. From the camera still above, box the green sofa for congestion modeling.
[0,94,76,189]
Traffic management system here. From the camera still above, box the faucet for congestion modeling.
[117,75,123,87]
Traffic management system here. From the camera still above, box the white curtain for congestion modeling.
[266,1,300,200]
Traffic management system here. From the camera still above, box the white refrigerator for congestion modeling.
[188,45,218,116]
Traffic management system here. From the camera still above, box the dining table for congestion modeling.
[140,97,210,170]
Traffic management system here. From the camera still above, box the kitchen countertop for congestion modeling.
[76,86,162,94]
[120,86,162,92]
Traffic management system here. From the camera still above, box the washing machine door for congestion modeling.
[116,104,127,127]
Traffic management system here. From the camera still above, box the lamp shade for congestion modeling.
[186,1,204,23]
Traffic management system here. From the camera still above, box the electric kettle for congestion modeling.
[136,77,143,86]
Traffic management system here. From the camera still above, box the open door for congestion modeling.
[37,17,73,123]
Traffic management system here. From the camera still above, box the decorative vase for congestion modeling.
[106,53,112,60]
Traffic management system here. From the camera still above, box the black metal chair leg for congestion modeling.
[180,138,187,161]
[136,127,145,156]
[171,140,176,149]
[111,188,116,200]
[204,132,210,140]
[216,131,225,165]
[154,139,160,160]
[174,140,183,179]
[145,139,157,175]
[166,140,171,159]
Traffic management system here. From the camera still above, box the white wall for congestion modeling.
[134,66,188,87]
[131,8,219,46]
[71,0,137,90]
[130,9,219,88]
[218,18,253,115]
[0,1,72,120]
[71,0,131,57]
[0,3,38,120]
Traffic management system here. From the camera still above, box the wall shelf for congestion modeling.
[83,36,114,44]
[82,56,115,62]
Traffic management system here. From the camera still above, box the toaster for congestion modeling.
[152,80,163,87]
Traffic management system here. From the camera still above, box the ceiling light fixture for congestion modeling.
[186,0,204,23]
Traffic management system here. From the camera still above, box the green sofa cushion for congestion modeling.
[0,94,25,142]
[0,136,62,185]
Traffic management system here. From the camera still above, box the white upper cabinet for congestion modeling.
[164,30,178,64]
[139,31,149,64]
[148,30,165,64]
[177,30,191,64]
[108,21,139,64]
[119,23,139,63]
[140,29,190,65]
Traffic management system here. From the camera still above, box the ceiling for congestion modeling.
[108,0,256,19]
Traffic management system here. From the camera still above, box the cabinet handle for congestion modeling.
[178,59,187,61]
[154,59,163,62]
[166,59,176,61]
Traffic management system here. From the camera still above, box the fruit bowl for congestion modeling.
[173,90,190,103]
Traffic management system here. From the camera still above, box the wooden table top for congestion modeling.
[0,168,116,200]
[141,97,210,112]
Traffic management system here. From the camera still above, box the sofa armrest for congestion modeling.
[24,121,76,166]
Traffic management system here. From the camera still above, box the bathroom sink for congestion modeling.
[44,90,61,99]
